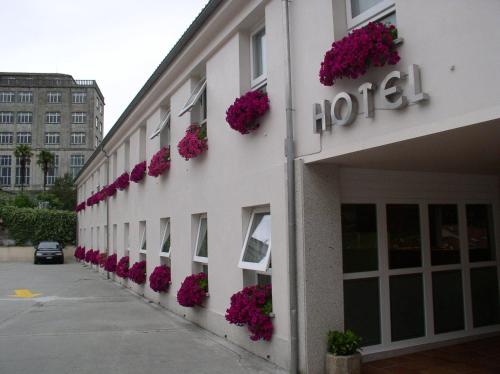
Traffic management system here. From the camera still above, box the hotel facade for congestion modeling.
[75,1,500,372]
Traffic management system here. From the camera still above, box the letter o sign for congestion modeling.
[331,92,358,126]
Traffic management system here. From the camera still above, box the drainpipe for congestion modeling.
[282,1,298,373]
[101,147,110,280]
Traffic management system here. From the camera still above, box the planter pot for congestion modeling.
[326,352,361,374]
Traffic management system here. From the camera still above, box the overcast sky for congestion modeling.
[1,0,209,134]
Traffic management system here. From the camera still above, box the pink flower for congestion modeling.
[319,22,400,86]
[129,261,147,284]
[130,161,147,183]
[149,265,171,293]
[75,202,86,212]
[148,147,171,177]
[98,253,108,268]
[177,124,208,160]
[116,256,130,278]
[177,272,208,307]
[104,253,117,272]
[85,249,94,263]
[114,172,130,190]
[91,250,100,265]
[225,284,273,341]
[74,246,86,261]
[103,183,117,198]
[226,91,270,134]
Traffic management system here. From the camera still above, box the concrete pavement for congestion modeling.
[0,262,285,374]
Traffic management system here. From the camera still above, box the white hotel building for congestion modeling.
[76,1,500,372]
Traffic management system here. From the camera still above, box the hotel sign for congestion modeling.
[313,64,428,133]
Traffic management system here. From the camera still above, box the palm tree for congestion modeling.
[37,150,55,191]
[14,144,33,191]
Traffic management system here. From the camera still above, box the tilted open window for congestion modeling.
[150,110,171,140]
[139,221,147,253]
[239,208,271,271]
[159,218,171,257]
[178,78,206,117]
[193,215,208,264]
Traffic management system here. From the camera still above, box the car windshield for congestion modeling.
[38,242,59,249]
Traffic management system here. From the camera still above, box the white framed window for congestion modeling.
[45,154,59,186]
[193,215,208,264]
[0,112,13,124]
[45,132,60,145]
[139,221,147,253]
[71,132,86,145]
[17,112,32,124]
[0,133,13,144]
[0,155,12,186]
[150,110,170,140]
[72,92,87,104]
[159,218,171,257]
[239,208,272,271]
[72,112,87,124]
[16,132,31,144]
[346,0,395,29]
[124,222,130,255]
[0,92,15,103]
[47,92,62,104]
[178,78,206,117]
[251,26,267,88]
[15,157,30,186]
[18,92,33,103]
[70,154,84,179]
[46,112,61,124]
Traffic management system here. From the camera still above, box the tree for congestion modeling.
[13,144,33,191]
[36,150,55,191]
[49,173,76,211]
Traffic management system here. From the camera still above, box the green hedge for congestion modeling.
[0,206,76,246]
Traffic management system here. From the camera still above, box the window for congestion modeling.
[95,116,98,130]
[178,78,206,117]
[346,0,395,29]
[251,26,266,88]
[47,92,61,103]
[15,157,30,186]
[95,136,100,147]
[16,132,31,144]
[0,155,12,185]
[239,208,271,271]
[387,204,421,269]
[0,133,13,144]
[18,92,33,103]
[72,112,87,124]
[150,110,170,142]
[159,218,171,257]
[193,215,208,263]
[72,92,86,104]
[45,155,59,186]
[124,222,130,255]
[467,204,496,262]
[45,132,60,145]
[429,205,460,265]
[70,154,84,178]
[0,92,15,103]
[0,112,14,124]
[17,112,32,124]
[71,132,86,145]
[46,112,61,124]
[139,221,147,253]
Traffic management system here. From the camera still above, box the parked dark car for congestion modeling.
[34,241,64,264]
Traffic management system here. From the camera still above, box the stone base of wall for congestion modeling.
[0,246,75,263]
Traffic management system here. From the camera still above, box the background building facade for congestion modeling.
[0,73,104,190]
[76,1,500,372]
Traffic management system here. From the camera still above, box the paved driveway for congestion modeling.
[0,262,284,374]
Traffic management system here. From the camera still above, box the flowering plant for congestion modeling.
[99,253,108,268]
[91,250,100,265]
[85,249,94,263]
[148,147,171,177]
[114,172,130,190]
[225,284,273,341]
[226,91,270,134]
[128,260,147,284]
[177,124,208,160]
[319,22,400,86]
[116,256,130,278]
[74,246,85,261]
[177,272,208,307]
[149,265,171,293]
[103,183,117,198]
[104,253,117,272]
[75,202,86,213]
[130,161,147,183]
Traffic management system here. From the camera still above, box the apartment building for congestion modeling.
[75,1,500,372]
[0,73,104,190]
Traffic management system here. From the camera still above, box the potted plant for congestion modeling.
[177,124,208,160]
[225,90,270,134]
[326,330,362,374]
[177,272,208,307]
